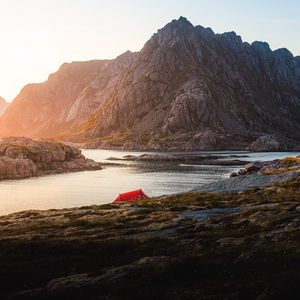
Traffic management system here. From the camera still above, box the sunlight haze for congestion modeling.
[0,0,299,101]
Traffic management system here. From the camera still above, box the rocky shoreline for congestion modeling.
[1,157,300,299]
[0,137,103,180]
[82,134,300,152]
[195,156,300,193]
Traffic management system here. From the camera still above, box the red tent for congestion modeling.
[113,189,149,203]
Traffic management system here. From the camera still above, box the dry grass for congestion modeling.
[280,156,300,166]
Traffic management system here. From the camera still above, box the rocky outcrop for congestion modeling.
[196,156,300,193]
[1,17,300,150]
[246,135,290,151]
[0,156,37,180]
[46,256,175,295]
[0,97,8,116]
[197,171,300,193]
[0,137,102,180]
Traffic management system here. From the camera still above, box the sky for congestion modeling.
[0,0,299,101]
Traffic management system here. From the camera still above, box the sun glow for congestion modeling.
[0,0,299,101]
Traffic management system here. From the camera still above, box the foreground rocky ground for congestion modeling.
[0,137,102,180]
[1,167,300,299]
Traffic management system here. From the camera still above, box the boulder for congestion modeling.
[0,156,38,180]
[246,135,288,151]
[244,161,263,172]
[230,172,238,178]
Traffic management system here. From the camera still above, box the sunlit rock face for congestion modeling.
[1,17,300,150]
[0,51,137,138]
[0,137,102,180]
[0,97,8,116]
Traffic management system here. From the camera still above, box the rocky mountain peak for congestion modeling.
[195,25,215,40]
[273,48,294,60]
[114,50,137,66]
[151,16,195,45]
[251,41,272,53]
[220,31,243,44]
[1,17,300,151]
[170,16,194,29]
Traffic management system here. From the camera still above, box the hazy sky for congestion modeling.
[0,0,299,101]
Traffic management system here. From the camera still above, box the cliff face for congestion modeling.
[1,17,300,150]
[75,17,300,150]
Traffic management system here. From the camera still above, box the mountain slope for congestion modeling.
[1,17,300,150]
[71,17,300,150]
[0,51,137,138]
[0,97,9,116]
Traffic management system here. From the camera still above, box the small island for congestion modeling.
[107,153,249,166]
[0,137,102,180]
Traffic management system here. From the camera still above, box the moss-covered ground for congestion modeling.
[1,178,300,299]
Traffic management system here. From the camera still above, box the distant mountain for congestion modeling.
[0,51,137,138]
[0,97,8,117]
[1,17,300,150]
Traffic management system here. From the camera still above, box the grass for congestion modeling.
[280,156,300,166]
[134,177,300,210]
[259,156,300,175]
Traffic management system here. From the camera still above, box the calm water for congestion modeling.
[0,150,299,216]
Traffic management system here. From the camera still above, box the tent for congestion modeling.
[113,189,149,203]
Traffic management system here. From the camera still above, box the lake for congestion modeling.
[0,150,299,216]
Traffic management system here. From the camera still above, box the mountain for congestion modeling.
[0,51,137,138]
[0,97,9,116]
[1,17,300,150]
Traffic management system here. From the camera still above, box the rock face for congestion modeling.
[246,135,282,151]
[1,17,300,150]
[0,156,37,180]
[68,17,300,150]
[0,137,102,180]
[0,51,137,138]
[0,97,8,116]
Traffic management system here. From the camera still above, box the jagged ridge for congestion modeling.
[1,17,300,150]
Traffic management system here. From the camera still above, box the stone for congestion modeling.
[244,161,263,172]
[230,172,238,178]
[246,135,289,151]
[0,137,102,181]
